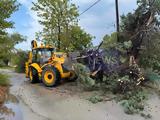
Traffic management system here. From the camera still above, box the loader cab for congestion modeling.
[32,48,55,64]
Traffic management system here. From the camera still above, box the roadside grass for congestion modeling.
[0,73,10,86]
[0,66,15,70]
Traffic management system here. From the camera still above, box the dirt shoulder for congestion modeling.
[0,86,8,105]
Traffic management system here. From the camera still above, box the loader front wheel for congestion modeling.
[29,67,39,83]
[42,67,58,87]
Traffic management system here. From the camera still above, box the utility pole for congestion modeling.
[115,0,120,41]
[115,0,119,32]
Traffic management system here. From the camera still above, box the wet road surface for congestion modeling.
[1,69,160,120]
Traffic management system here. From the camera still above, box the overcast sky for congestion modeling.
[10,0,137,50]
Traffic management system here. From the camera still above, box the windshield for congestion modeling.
[41,49,53,62]
[32,48,54,63]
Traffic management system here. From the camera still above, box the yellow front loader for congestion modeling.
[25,40,77,87]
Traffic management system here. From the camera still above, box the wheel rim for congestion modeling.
[44,71,55,84]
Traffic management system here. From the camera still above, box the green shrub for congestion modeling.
[74,63,95,90]
[13,51,28,73]
[88,95,103,104]
[100,73,119,92]
[0,60,6,67]
[140,55,160,71]
[119,89,147,114]
[140,113,152,119]
[144,68,160,82]
[139,33,160,71]
[0,73,10,86]
[144,68,160,91]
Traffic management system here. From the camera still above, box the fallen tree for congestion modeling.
[72,0,160,115]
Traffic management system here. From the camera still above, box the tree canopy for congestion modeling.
[0,0,19,36]
[32,0,93,51]
[0,33,26,66]
[61,25,93,51]
[32,0,79,49]
[120,0,160,57]
[0,0,25,66]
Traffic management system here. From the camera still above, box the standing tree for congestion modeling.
[0,0,19,44]
[120,0,160,58]
[32,0,79,50]
[0,0,19,36]
[65,25,93,51]
[0,33,26,66]
[0,0,21,66]
[32,0,93,51]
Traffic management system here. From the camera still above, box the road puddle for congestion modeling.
[0,94,23,120]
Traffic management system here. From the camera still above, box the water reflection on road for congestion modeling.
[0,94,23,120]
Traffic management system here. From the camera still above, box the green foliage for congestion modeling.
[102,33,118,48]
[144,69,160,81]
[0,0,19,35]
[102,33,132,51]
[121,0,160,33]
[32,0,78,49]
[74,63,95,90]
[0,61,6,67]
[117,76,138,94]
[0,73,10,86]
[120,89,147,114]
[0,1,24,66]
[88,95,103,104]
[0,0,20,53]
[139,33,160,71]
[120,0,160,57]
[101,74,119,92]
[13,50,28,73]
[32,0,92,51]
[62,25,93,51]
[140,113,152,119]
[119,75,130,82]
[101,33,132,64]
[0,33,26,66]
[137,0,160,14]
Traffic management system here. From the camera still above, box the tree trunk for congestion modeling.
[57,20,61,50]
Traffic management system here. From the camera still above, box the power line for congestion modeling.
[79,0,102,16]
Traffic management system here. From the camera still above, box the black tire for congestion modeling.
[68,70,78,81]
[29,67,39,83]
[42,67,59,87]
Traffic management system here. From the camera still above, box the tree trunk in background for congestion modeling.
[58,20,61,50]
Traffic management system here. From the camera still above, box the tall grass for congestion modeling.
[0,73,10,86]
